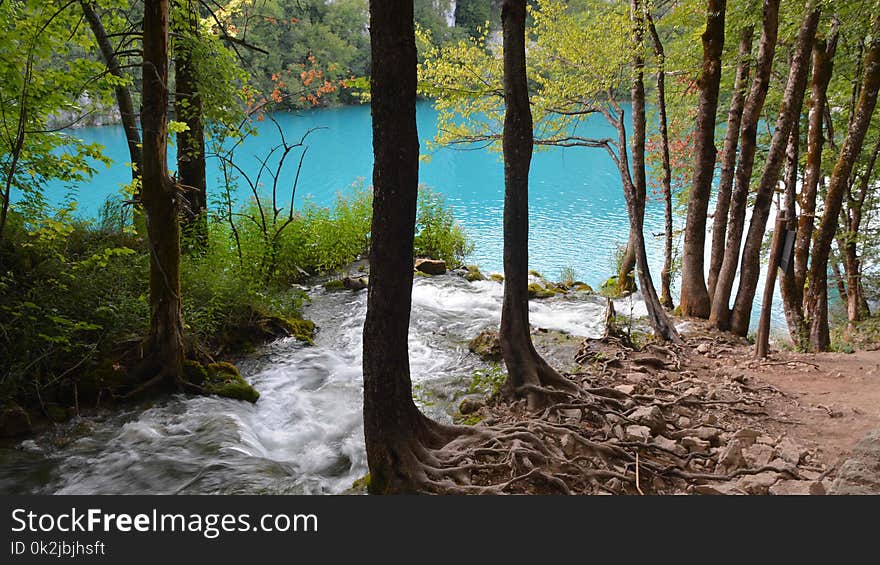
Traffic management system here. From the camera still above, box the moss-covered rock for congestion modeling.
[573,283,594,293]
[528,283,556,299]
[204,362,259,403]
[528,269,544,278]
[415,258,447,275]
[468,329,502,362]
[489,273,504,283]
[463,265,486,282]
[351,473,371,492]
[182,359,208,386]
[0,402,32,438]
[280,317,316,345]
[323,279,346,291]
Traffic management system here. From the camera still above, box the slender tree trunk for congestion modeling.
[81,0,142,180]
[680,0,726,318]
[363,0,453,494]
[806,28,880,351]
[708,25,753,298]
[788,24,839,344]
[617,229,637,294]
[500,0,575,410]
[174,0,208,252]
[843,136,879,326]
[710,0,779,330]
[141,0,184,382]
[730,4,819,336]
[628,0,679,341]
[780,120,807,347]
[646,13,674,309]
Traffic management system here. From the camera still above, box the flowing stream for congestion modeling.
[0,275,642,495]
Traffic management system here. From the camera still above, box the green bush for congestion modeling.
[413,186,473,267]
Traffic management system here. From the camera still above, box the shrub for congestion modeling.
[413,186,473,267]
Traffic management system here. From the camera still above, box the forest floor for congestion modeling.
[458,319,880,495]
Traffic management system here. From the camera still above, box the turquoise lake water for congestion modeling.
[42,101,667,288]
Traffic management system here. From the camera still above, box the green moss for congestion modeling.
[464,265,486,282]
[282,317,316,345]
[456,414,483,426]
[528,269,544,278]
[489,273,504,283]
[414,270,432,277]
[323,279,346,291]
[182,359,208,386]
[573,283,594,293]
[205,362,260,403]
[528,283,555,299]
[351,473,371,492]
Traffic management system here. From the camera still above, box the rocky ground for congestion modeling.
[461,320,880,495]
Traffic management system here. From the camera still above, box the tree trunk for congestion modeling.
[779,120,807,347]
[708,25,753,298]
[174,1,208,252]
[628,0,679,341]
[81,0,142,180]
[789,24,839,341]
[363,0,453,494]
[499,0,575,411]
[141,0,184,382]
[646,12,674,309]
[729,4,819,337]
[806,28,880,351]
[843,136,879,327]
[617,229,637,295]
[709,0,779,330]
[679,0,726,318]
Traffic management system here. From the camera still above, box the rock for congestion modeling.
[625,425,652,443]
[489,273,504,283]
[717,439,748,472]
[573,283,594,293]
[696,343,711,354]
[463,265,486,282]
[757,434,776,445]
[625,372,648,383]
[678,416,692,428]
[613,384,636,395]
[415,258,447,275]
[775,437,806,465]
[691,483,743,495]
[681,436,711,454]
[653,435,686,456]
[0,403,32,438]
[468,329,502,362]
[204,362,260,403]
[769,480,825,496]
[527,283,555,299]
[342,276,368,291]
[628,406,666,435]
[731,428,760,446]
[829,429,880,495]
[737,471,780,495]
[612,424,625,441]
[458,395,485,415]
[742,444,774,468]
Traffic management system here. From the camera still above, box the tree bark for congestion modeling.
[779,120,806,347]
[499,0,575,410]
[141,0,185,382]
[363,0,452,494]
[708,25,753,299]
[646,12,674,309]
[843,136,880,327]
[679,0,726,318]
[81,0,142,180]
[786,23,839,346]
[729,3,819,337]
[806,28,880,351]
[174,0,208,252]
[709,0,779,330]
[627,0,679,341]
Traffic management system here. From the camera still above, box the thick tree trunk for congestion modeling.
[647,13,674,309]
[174,2,208,252]
[708,25,753,298]
[806,29,880,351]
[500,0,575,410]
[81,0,142,180]
[709,0,779,330]
[679,0,726,318]
[628,0,679,341]
[363,0,452,494]
[729,4,819,336]
[782,26,839,347]
[141,0,184,382]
